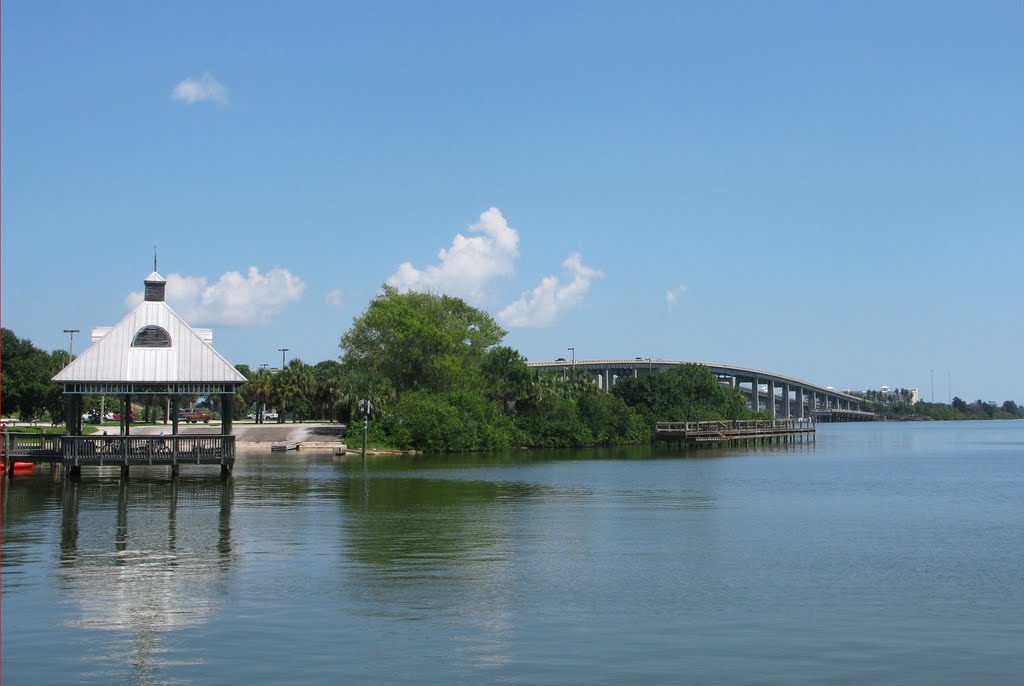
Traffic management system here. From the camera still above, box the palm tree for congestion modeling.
[246,368,273,423]
[284,359,315,422]
[313,361,345,422]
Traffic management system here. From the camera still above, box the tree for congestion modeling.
[340,286,506,397]
[613,363,751,422]
[272,359,315,422]
[1,328,66,421]
[481,346,532,414]
[244,368,273,423]
[312,360,345,421]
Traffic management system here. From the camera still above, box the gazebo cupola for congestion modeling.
[144,270,167,302]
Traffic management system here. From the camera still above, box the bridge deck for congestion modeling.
[654,419,815,445]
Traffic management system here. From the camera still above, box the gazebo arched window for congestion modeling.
[132,325,172,348]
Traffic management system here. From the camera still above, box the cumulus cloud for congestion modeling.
[125,267,305,325]
[172,73,228,105]
[325,289,344,309]
[665,285,688,311]
[387,207,519,301]
[498,253,603,327]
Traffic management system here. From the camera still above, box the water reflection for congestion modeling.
[335,462,722,672]
[56,477,235,685]
[339,473,537,669]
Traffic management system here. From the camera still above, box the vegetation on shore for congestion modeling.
[4,290,1022,450]
[853,390,1024,421]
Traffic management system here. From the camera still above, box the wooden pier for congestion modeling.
[654,419,815,446]
[1,432,235,478]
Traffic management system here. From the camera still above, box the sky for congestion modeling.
[2,1,1022,403]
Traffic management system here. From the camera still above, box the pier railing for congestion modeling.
[1,432,63,461]
[654,419,815,444]
[63,435,235,466]
[1,433,234,466]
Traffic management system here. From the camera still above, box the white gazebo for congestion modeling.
[50,270,247,477]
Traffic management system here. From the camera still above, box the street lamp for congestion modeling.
[63,329,80,365]
[279,348,289,369]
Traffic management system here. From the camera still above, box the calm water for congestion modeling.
[2,421,1022,685]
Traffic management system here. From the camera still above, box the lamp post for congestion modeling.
[63,329,80,366]
[279,348,289,370]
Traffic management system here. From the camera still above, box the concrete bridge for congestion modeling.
[526,359,863,419]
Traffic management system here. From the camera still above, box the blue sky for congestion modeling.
[3,1,1022,403]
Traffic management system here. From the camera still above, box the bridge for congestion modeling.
[526,359,864,419]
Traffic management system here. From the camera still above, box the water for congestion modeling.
[3,421,1023,685]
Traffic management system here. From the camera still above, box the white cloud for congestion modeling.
[387,207,519,301]
[172,73,228,105]
[325,289,344,309]
[125,267,305,325]
[499,253,603,327]
[665,285,688,311]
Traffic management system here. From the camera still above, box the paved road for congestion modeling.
[99,422,347,444]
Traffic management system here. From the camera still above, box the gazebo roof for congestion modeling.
[53,271,247,394]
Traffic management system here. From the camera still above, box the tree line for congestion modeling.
[8,288,1022,448]
[855,393,1024,421]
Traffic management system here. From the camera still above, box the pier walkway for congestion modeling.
[654,419,816,446]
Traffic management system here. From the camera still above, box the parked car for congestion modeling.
[264,411,279,420]
[181,410,212,424]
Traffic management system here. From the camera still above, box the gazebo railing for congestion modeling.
[63,435,235,466]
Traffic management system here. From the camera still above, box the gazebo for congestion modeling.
[50,270,247,477]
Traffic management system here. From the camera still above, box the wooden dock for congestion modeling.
[654,419,815,446]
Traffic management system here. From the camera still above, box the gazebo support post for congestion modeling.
[223,395,234,436]
[123,394,132,436]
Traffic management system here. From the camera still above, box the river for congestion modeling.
[2,420,1022,685]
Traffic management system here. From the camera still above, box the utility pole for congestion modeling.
[360,400,370,465]
[63,329,80,366]
[568,347,575,376]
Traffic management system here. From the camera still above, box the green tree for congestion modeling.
[1,328,66,422]
[245,368,273,423]
[613,363,751,423]
[340,286,505,397]
[312,360,346,421]
[481,346,533,414]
